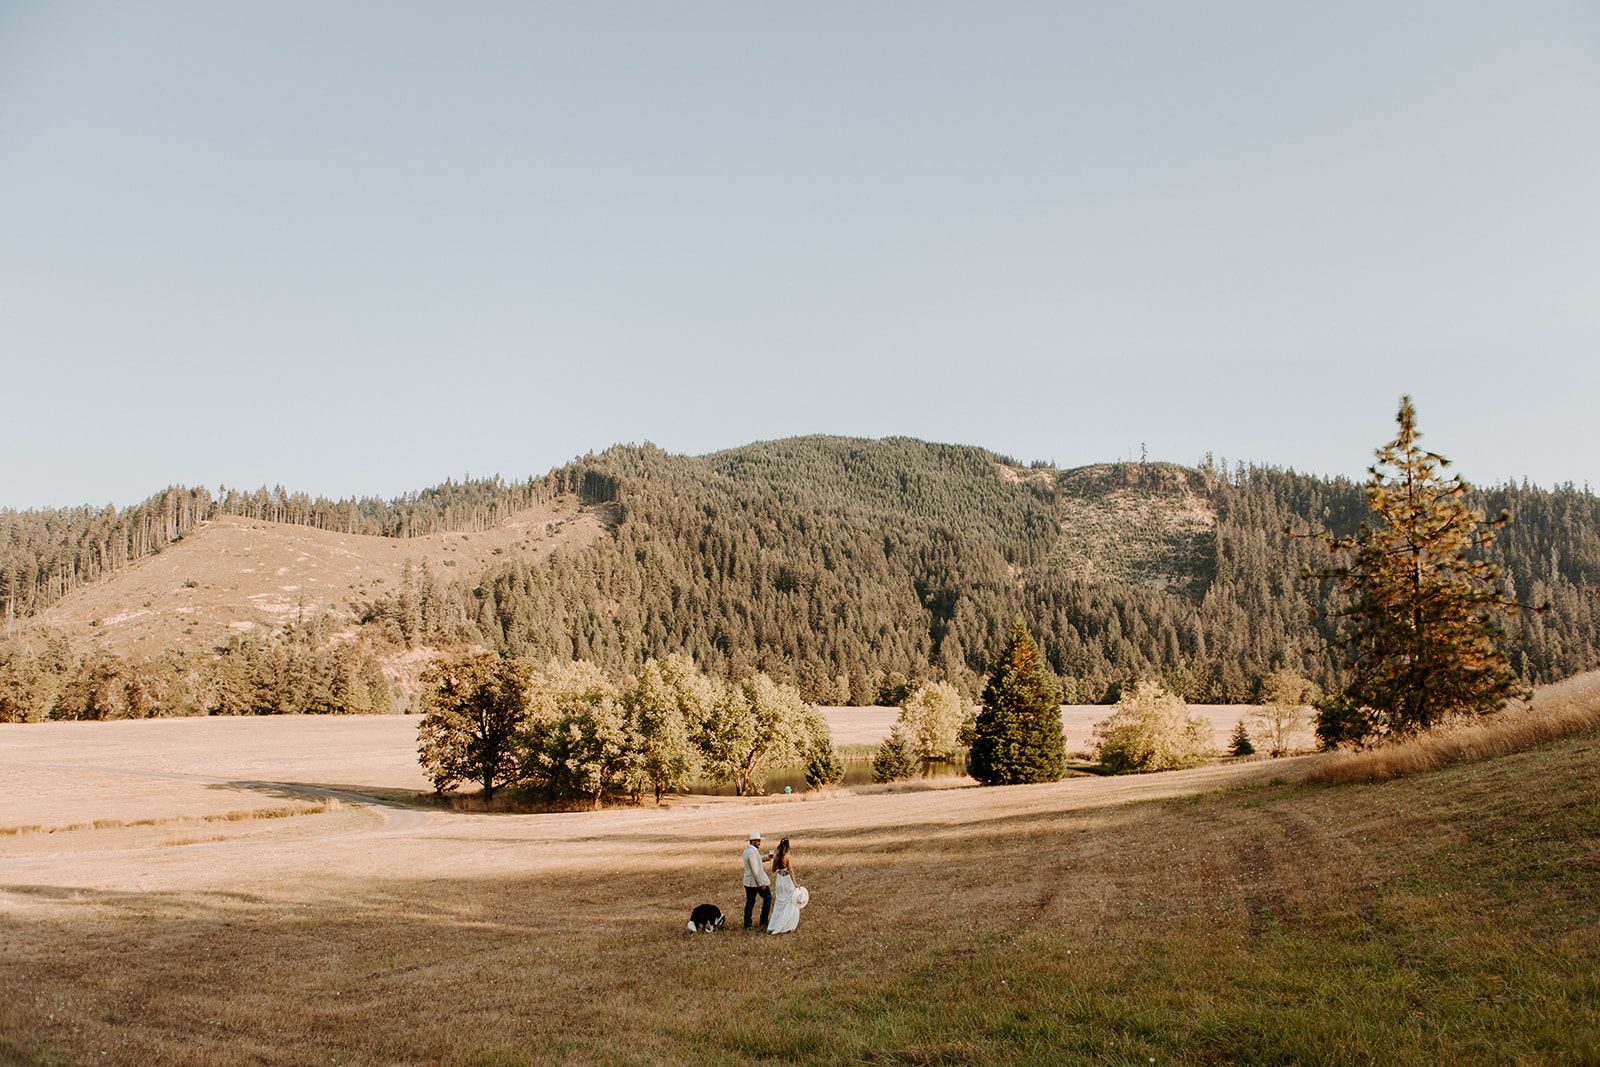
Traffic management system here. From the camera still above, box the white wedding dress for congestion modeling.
[768,869,799,934]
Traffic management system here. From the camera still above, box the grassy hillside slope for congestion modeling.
[11,501,599,660]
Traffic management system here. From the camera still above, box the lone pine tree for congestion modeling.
[969,616,1065,785]
[871,724,919,783]
[1228,719,1256,757]
[1304,396,1528,736]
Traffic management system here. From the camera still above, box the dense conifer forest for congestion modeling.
[3,436,1597,720]
[451,437,1597,704]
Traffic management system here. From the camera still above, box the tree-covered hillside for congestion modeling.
[458,437,1599,704]
[457,441,1353,703]
[4,436,1598,720]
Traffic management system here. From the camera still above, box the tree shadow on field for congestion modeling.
[3,883,272,906]
[195,778,422,810]
[200,782,327,804]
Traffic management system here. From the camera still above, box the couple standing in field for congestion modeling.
[742,832,804,934]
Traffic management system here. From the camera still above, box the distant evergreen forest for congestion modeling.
[4,436,1598,719]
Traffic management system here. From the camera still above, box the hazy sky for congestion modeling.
[3,2,1597,509]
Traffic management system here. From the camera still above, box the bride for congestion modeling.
[767,838,801,935]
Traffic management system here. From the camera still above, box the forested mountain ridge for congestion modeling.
[465,436,1597,703]
[3,435,1597,721]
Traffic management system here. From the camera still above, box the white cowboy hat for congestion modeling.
[748,832,763,840]
[793,886,809,908]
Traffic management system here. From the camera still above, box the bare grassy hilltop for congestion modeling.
[8,498,605,700]
[18,501,603,656]
[1,676,1595,1065]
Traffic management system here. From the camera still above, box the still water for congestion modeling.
[677,757,970,796]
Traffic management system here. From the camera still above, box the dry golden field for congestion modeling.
[2,695,1596,1066]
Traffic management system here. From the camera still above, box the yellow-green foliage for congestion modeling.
[1093,680,1215,773]
[627,655,708,802]
[896,680,964,760]
[520,660,634,809]
[1254,668,1318,757]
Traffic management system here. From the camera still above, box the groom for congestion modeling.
[742,831,772,930]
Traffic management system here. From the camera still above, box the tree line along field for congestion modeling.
[1,681,1596,1066]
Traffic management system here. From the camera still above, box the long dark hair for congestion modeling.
[774,838,791,872]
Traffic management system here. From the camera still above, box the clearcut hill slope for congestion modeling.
[12,499,602,662]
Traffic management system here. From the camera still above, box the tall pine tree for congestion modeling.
[969,616,1065,785]
[1306,397,1528,735]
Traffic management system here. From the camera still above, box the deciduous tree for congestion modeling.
[628,655,708,803]
[1092,680,1214,773]
[416,654,530,801]
[696,673,808,796]
[522,660,637,809]
[896,680,964,761]
[1254,669,1318,757]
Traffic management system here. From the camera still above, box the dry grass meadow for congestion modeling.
[2,691,1597,1066]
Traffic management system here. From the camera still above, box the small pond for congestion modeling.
[676,756,970,796]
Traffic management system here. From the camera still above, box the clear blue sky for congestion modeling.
[3,2,1597,509]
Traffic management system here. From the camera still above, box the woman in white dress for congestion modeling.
[767,838,800,935]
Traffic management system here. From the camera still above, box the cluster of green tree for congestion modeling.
[871,679,971,784]
[414,653,839,806]
[362,559,479,648]
[0,631,392,722]
[0,472,571,623]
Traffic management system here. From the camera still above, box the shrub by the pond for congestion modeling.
[897,681,965,760]
[1092,681,1215,773]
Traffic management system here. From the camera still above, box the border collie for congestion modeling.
[687,904,725,933]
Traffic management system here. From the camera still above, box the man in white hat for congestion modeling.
[742,832,773,930]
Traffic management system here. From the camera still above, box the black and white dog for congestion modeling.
[687,903,725,933]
